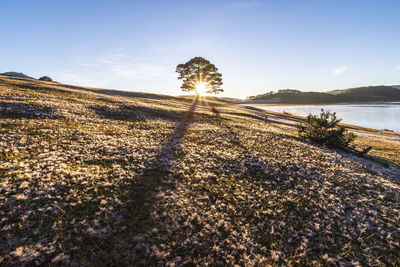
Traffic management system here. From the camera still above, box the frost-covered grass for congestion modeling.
[1,76,399,265]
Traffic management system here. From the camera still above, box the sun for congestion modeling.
[195,82,208,94]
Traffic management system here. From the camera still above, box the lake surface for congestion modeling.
[251,102,400,132]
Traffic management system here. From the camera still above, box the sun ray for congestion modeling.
[195,82,209,95]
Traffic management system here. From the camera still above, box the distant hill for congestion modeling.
[246,86,400,104]
[334,86,400,102]
[0,72,35,80]
[214,96,244,103]
[179,95,244,104]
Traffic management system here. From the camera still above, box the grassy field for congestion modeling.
[0,76,399,265]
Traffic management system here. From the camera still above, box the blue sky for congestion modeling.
[1,0,399,98]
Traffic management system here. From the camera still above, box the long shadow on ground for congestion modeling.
[88,104,183,122]
[0,101,63,120]
[110,95,200,264]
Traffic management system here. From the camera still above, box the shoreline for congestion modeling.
[242,103,400,133]
[241,101,400,106]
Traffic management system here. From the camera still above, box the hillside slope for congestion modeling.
[246,86,400,104]
[0,72,35,80]
[335,86,400,102]
[0,76,399,265]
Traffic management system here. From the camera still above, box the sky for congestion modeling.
[1,0,400,99]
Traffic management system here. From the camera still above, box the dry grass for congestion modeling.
[1,76,399,265]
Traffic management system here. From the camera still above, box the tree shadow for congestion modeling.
[208,103,285,183]
[221,110,301,128]
[53,82,178,101]
[0,101,63,120]
[103,95,200,262]
[0,94,200,265]
[224,111,266,121]
[226,104,302,128]
[264,118,298,128]
[156,102,320,263]
[87,103,183,122]
[7,82,77,96]
[86,88,179,101]
[54,83,179,102]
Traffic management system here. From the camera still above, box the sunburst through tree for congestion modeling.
[176,57,223,94]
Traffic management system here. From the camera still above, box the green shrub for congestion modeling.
[39,76,53,82]
[297,109,356,148]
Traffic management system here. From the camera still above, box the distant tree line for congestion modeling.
[245,86,400,104]
[246,89,301,101]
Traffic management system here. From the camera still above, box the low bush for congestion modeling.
[297,109,356,148]
[39,76,53,82]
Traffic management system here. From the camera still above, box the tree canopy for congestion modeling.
[39,76,53,82]
[176,57,223,94]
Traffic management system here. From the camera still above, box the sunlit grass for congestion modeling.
[1,76,399,266]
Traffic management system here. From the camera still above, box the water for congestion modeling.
[251,102,400,132]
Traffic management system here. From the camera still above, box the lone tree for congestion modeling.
[176,57,223,94]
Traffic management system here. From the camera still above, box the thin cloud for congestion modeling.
[53,72,110,88]
[109,64,166,79]
[53,54,170,88]
[333,66,348,75]
[394,65,400,72]
[95,54,168,79]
